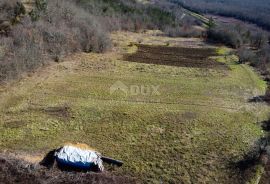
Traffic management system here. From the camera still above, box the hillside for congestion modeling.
[0,30,269,183]
[0,0,270,183]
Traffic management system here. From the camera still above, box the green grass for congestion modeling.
[0,39,269,183]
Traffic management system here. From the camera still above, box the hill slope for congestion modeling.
[0,31,269,183]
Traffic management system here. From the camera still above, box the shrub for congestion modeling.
[238,47,256,64]
[36,0,48,11]
[0,0,18,20]
[43,0,110,53]
[256,44,270,71]
[164,25,202,38]
[0,18,44,80]
[207,26,243,48]
[29,0,48,21]
[250,32,268,49]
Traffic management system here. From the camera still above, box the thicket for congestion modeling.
[0,0,111,81]
[75,0,202,37]
[207,22,270,95]
[0,0,25,21]
[207,23,269,48]
[0,0,203,82]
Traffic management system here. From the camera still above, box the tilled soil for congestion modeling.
[124,44,228,69]
[0,154,136,184]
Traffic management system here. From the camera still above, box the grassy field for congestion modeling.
[0,31,269,183]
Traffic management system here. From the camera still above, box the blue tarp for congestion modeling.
[55,145,104,171]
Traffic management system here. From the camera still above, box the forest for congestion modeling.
[172,0,270,30]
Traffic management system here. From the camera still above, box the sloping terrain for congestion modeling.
[0,31,269,183]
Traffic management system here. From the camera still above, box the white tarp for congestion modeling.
[55,145,104,171]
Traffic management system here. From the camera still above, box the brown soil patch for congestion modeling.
[3,120,28,129]
[124,44,228,69]
[29,105,72,119]
[43,106,71,119]
[26,104,72,119]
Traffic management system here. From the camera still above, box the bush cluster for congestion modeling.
[206,22,270,83]
[207,25,243,48]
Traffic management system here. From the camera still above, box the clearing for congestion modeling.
[0,31,269,183]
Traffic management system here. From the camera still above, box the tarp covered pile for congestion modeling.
[55,145,104,172]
